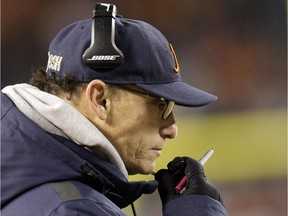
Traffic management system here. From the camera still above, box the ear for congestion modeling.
[86,80,110,120]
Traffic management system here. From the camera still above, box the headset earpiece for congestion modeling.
[82,3,124,69]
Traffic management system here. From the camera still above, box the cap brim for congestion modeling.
[136,82,217,107]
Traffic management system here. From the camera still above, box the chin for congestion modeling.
[127,162,155,175]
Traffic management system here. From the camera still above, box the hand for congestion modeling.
[155,157,223,206]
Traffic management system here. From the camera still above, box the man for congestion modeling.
[1,3,227,216]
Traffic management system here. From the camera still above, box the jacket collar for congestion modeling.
[1,92,158,209]
[53,134,158,208]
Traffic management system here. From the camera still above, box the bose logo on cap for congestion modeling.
[88,55,121,61]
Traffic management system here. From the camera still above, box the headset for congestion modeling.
[82,3,124,69]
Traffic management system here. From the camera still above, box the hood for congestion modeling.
[2,83,128,177]
[1,92,158,208]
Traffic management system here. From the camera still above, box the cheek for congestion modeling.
[122,136,160,174]
[107,97,161,174]
[109,119,159,174]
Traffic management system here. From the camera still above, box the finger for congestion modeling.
[155,169,176,205]
[182,157,204,176]
[155,169,175,188]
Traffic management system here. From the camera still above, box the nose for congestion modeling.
[159,113,178,139]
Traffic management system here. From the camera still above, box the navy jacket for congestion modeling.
[1,92,228,215]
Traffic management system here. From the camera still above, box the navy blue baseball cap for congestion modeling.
[46,5,217,107]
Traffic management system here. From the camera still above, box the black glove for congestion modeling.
[155,157,223,206]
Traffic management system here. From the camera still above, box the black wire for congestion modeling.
[131,203,137,216]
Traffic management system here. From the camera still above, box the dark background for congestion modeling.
[1,0,287,215]
[1,0,286,112]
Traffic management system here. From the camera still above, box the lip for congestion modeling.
[151,148,162,156]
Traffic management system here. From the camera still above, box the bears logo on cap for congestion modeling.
[169,43,180,73]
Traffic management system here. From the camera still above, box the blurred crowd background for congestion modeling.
[2,0,287,215]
